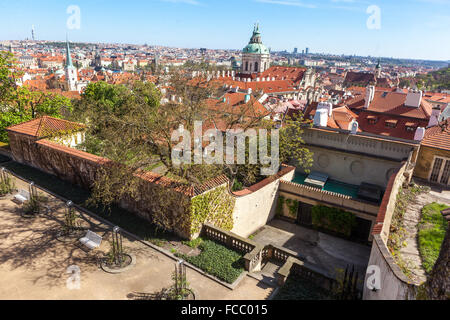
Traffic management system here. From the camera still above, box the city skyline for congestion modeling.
[0,0,449,61]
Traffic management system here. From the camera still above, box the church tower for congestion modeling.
[375,59,381,78]
[241,23,270,75]
[65,38,78,91]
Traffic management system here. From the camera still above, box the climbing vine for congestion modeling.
[311,205,356,237]
[276,196,299,219]
[285,198,299,218]
[190,185,236,235]
[276,196,285,216]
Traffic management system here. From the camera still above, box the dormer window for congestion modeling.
[367,115,378,124]
[405,122,418,132]
[385,119,398,128]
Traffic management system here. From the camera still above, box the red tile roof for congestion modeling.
[6,116,86,138]
[421,121,450,151]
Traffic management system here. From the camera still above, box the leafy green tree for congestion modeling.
[70,71,312,209]
[0,51,73,143]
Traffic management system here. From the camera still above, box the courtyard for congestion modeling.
[252,219,371,280]
[0,178,273,300]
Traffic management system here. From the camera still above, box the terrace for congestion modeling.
[290,171,384,205]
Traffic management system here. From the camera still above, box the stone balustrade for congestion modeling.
[202,223,334,289]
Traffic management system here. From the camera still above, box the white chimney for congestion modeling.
[247,88,252,94]
[256,78,260,82]
[428,106,441,127]
[314,109,329,127]
[364,85,375,109]
[414,127,426,141]
[317,102,333,117]
[405,90,423,108]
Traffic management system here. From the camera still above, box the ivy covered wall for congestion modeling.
[190,185,236,237]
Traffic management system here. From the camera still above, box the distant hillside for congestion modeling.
[416,67,450,91]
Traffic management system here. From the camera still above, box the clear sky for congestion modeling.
[0,0,449,61]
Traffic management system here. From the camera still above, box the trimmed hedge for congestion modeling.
[311,205,355,237]
[181,239,244,284]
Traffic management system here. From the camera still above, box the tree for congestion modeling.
[0,51,73,143]
[70,70,312,209]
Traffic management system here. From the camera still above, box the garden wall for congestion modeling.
[7,130,294,240]
[363,161,418,300]
[231,165,295,238]
[363,235,416,300]
[7,132,200,238]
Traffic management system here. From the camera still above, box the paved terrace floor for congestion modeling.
[253,219,371,280]
[0,184,273,300]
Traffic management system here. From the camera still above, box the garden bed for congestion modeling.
[418,202,449,274]
[178,239,245,284]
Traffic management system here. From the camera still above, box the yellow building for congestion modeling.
[414,122,450,186]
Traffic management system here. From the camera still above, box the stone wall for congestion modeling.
[372,161,408,243]
[363,235,416,300]
[7,131,295,240]
[363,162,419,300]
[7,133,196,238]
[301,128,418,188]
[231,165,295,237]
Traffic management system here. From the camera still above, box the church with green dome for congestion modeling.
[241,24,271,75]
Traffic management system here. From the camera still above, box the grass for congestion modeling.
[274,273,333,300]
[179,239,245,284]
[2,161,180,245]
[418,202,448,274]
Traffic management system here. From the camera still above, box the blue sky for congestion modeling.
[0,0,449,60]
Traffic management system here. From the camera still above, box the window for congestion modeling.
[385,120,397,128]
[245,62,248,71]
[429,157,450,185]
[254,62,258,72]
[367,116,378,124]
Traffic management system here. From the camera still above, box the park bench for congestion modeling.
[14,189,30,204]
[79,230,102,250]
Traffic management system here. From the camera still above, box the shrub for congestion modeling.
[0,175,15,196]
[182,237,204,249]
[181,239,244,284]
[311,205,355,237]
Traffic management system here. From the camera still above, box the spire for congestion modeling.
[249,23,262,44]
[65,36,73,68]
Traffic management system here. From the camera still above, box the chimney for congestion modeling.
[414,127,426,141]
[364,85,375,109]
[247,88,252,94]
[405,90,423,108]
[428,106,441,127]
[244,94,251,103]
[317,102,333,117]
[314,109,328,127]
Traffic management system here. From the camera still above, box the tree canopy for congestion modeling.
[0,51,72,143]
[70,71,313,208]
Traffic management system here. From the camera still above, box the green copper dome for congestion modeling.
[243,24,269,55]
